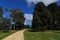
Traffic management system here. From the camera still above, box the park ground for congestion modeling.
[0,30,60,40]
[0,30,18,40]
[24,30,60,40]
[2,29,26,40]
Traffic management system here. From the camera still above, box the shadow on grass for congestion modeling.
[26,29,60,33]
[27,29,45,32]
[53,30,60,33]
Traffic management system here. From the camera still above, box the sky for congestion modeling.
[0,0,60,25]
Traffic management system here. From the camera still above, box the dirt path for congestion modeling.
[2,29,26,40]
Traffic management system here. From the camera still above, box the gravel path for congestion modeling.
[2,30,26,40]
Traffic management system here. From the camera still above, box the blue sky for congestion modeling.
[0,0,60,25]
[0,0,34,14]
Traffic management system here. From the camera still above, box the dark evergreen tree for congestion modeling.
[0,6,4,30]
[47,3,60,30]
[32,2,60,31]
[32,2,53,31]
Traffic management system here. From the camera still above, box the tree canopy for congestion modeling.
[32,2,60,31]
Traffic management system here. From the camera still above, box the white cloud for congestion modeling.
[24,20,32,25]
[26,0,58,6]
[42,0,58,5]
[24,14,33,20]
[24,14,33,25]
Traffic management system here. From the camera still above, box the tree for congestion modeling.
[0,7,11,32]
[0,6,3,17]
[47,3,60,30]
[32,2,60,32]
[0,6,4,30]
[32,2,59,31]
[0,18,10,32]
[10,8,25,30]
[32,2,52,31]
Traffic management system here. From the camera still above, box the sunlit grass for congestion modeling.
[0,30,18,40]
[24,31,60,40]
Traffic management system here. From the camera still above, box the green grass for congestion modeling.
[24,31,60,40]
[0,30,18,40]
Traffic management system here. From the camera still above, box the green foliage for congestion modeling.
[32,2,60,31]
[10,8,25,30]
[0,6,25,31]
[0,6,3,17]
[0,6,11,31]
[0,18,10,31]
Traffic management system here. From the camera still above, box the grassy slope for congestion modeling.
[24,31,60,40]
[0,30,18,40]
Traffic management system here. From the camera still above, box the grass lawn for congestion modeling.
[0,30,18,40]
[24,31,60,40]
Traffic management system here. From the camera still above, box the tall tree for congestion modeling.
[0,18,10,31]
[47,3,60,30]
[0,6,4,30]
[10,8,25,30]
[0,7,11,31]
[0,6,3,17]
[32,2,53,31]
[32,2,60,31]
